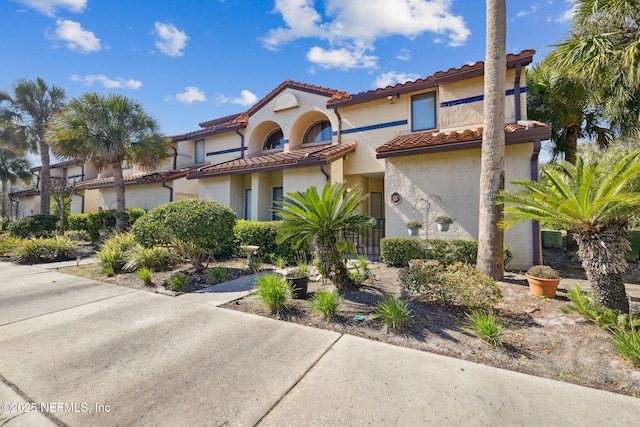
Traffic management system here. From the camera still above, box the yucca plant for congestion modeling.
[310,289,341,320]
[375,296,411,330]
[500,149,640,313]
[277,181,372,289]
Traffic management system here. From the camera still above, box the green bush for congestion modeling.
[427,239,513,268]
[96,233,140,273]
[234,220,300,263]
[207,267,227,284]
[0,235,19,257]
[68,209,146,241]
[64,230,90,241]
[126,246,173,271]
[380,237,424,266]
[131,199,236,256]
[136,268,153,286]
[400,261,502,309]
[7,214,59,238]
[9,236,77,263]
[166,273,188,291]
[254,273,292,313]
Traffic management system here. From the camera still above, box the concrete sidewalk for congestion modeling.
[0,261,638,426]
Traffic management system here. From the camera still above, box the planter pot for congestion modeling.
[436,222,450,232]
[525,274,561,298]
[288,275,309,299]
[407,227,419,237]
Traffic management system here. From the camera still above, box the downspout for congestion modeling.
[320,164,330,181]
[161,180,174,202]
[171,147,178,170]
[530,139,542,265]
[514,63,522,122]
[236,129,245,159]
[74,162,85,213]
[334,106,342,144]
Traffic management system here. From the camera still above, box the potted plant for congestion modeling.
[525,265,561,298]
[406,221,423,237]
[434,215,454,232]
[286,264,311,299]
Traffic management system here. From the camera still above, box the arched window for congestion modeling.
[303,121,332,144]
[263,129,285,151]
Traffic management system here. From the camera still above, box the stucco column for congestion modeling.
[251,172,270,221]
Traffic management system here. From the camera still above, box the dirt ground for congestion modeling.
[59,248,640,398]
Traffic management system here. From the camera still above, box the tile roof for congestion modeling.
[75,166,197,190]
[328,49,536,108]
[9,188,40,198]
[375,121,551,158]
[190,141,357,178]
[31,159,82,172]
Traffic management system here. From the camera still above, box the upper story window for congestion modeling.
[263,129,285,151]
[195,139,205,163]
[411,92,437,132]
[303,121,332,144]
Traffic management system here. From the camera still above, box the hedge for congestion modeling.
[380,237,425,266]
[68,208,146,241]
[233,220,301,264]
[7,214,59,238]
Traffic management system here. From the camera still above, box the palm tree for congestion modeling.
[0,78,66,215]
[527,60,612,165]
[547,0,640,137]
[0,149,31,225]
[500,149,640,313]
[47,93,171,231]
[477,0,506,279]
[277,181,372,289]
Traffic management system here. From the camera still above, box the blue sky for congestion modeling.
[1,0,577,138]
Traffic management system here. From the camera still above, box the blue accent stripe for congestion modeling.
[206,146,248,157]
[440,87,527,108]
[341,120,408,135]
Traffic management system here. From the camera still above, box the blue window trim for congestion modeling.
[341,120,408,135]
[206,146,248,157]
[440,87,527,108]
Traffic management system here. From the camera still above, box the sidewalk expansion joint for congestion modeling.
[0,373,67,427]
[253,333,344,426]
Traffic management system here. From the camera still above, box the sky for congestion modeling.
[0,0,578,139]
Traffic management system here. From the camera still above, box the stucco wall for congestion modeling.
[16,196,37,217]
[97,183,171,211]
[384,143,535,270]
[283,166,327,197]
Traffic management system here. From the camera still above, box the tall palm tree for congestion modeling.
[477,0,506,279]
[47,93,170,231]
[0,78,66,215]
[547,0,640,137]
[527,60,612,165]
[277,181,372,289]
[500,149,640,313]
[0,149,31,224]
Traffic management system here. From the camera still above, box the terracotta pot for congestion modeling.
[525,274,561,298]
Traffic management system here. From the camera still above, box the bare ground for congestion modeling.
[59,248,640,399]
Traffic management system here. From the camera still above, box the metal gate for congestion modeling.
[345,218,385,260]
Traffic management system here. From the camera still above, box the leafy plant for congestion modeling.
[7,214,58,238]
[64,230,90,241]
[287,263,310,278]
[434,215,454,224]
[125,246,173,272]
[104,266,115,277]
[274,256,288,269]
[350,255,376,285]
[166,273,188,292]
[136,268,153,286]
[0,235,18,257]
[248,252,262,273]
[464,310,504,347]
[562,287,639,330]
[254,273,292,313]
[375,296,411,330]
[426,239,513,268]
[233,220,299,264]
[310,290,341,320]
[172,239,211,270]
[380,237,425,266]
[406,220,423,229]
[611,326,640,367]
[207,266,227,284]
[102,232,140,253]
[527,265,560,279]
[9,236,77,263]
[96,246,126,273]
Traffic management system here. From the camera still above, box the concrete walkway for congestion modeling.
[0,261,638,426]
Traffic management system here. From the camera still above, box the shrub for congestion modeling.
[0,235,18,257]
[166,273,188,292]
[131,199,236,256]
[234,220,300,264]
[375,296,411,330]
[380,237,424,266]
[254,273,292,313]
[96,246,126,273]
[350,256,376,285]
[64,230,90,241]
[611,326,640,367]
[68,209,146,241]
[7,214,59,238]
[310,290,341,320]
[464,310,504,347]
[207,267,227,284]
[136,268,153,286]
[9,236,77,263]
[102,232,140,253]
[126,246,173,272]
[526,265,560,279]
[400,262,502,309]
[172,239,211,269]
[427,239,513,268]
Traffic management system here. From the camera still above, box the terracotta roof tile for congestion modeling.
[75,166,198,190]
[328,49,536,107]
[191,141,356,178]
[376,121,550,156]
[9,188,40,197]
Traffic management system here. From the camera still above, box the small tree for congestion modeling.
[500,149,640,313]
[49,177,72,235]
[277,181,372,289]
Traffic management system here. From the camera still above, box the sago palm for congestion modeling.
[277,181,372,289]
[500,149,640,313]
[48,93,170,231]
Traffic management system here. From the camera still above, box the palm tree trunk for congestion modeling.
[112,162,126,231]
[315,235,354,290]
[39,140,50,215]
[477,0,506,279]
[1,177,8,228]
[564,125,579,166]
[573,223,630,313]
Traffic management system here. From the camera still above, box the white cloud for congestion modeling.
[516,3,540,18]
[214,93,230,105]
[154,22,189,57]
[396,48,411,61]
[174,87,207,103]
[262,0,471,69]
[374,71,420,88]
[12,0,86,17]
[71,74,142,89]
[50,19,101,53]
[307,45,378,70]
[557,0,577,23]
[231,90,258,107]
